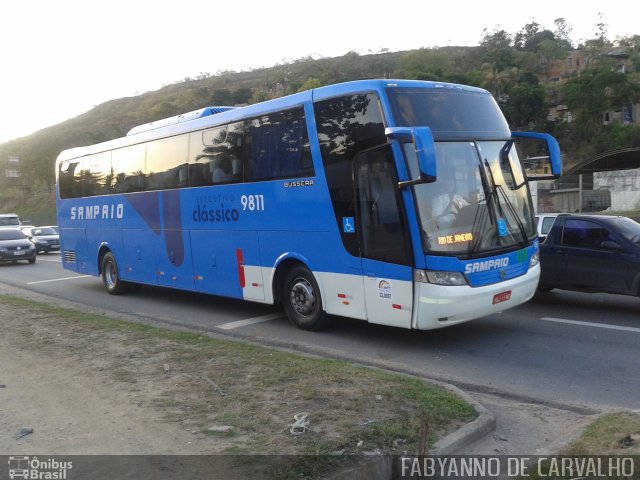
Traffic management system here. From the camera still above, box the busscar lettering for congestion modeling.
[70,203,124,220]
[284,180,314,188]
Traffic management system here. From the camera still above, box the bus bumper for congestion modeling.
[412,264,540,330]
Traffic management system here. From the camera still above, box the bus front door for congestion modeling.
[355,146,413,328]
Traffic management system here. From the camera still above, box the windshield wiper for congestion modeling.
[468,162,496,256]
[468,198,489,255]
[496,183,529,246]
[483,159,529,246]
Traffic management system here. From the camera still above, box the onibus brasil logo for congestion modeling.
[8,456,73,479]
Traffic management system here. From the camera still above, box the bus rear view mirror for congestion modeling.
[386,126,437,184]
[512,131,562,180]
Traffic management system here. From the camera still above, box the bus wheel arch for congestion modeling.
[278,261,330,331]
[97,246,111,276]
[272,257,323,306]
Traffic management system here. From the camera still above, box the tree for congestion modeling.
[617,35,640,73]
[298,77,323,91]
[536,37,572,79]
[593,12,608,43]
[561,66,640,135]
[481,28,513,49]
[480,64,520,99]
[396,49,454,81]
[514,21,541,50]
[502,83,547,128]
[553,18,573,46]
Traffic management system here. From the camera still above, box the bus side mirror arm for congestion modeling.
[397,178,428,189]
[386,126,437,187]
[512,131,562,178]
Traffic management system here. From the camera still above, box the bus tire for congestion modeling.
[282,265,330,331]
[101,252,129,295]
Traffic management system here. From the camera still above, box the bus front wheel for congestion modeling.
[101,252,129,295]
[282,266,330,331]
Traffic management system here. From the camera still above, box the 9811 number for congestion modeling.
[241,194,265,211]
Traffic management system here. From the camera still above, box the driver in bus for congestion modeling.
[211,156,235,183]
[432,179,469,228]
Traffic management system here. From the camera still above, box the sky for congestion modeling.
[0,0,637,145]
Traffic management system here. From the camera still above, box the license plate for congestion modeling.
[13,251,25,256]
[493,291,511,304]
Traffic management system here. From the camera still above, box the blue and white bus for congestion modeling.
[55,79,561,331]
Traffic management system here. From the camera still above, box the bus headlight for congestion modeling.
[529,251,539,268]
[415,269,468,286]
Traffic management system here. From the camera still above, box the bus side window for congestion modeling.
[112,144,146,194]
[355,146,411,265]
[146,135,189,191]
[244,108,312,181]
[58,160,82,199]
[191,122,244,186]
[314,93,387,258]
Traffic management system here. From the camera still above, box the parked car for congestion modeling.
[535,213,561,242]
[41,225,59,234]
[0,213,21,228]
[538,214,640,296]
[27,226,60,253]
[0,228,37,264]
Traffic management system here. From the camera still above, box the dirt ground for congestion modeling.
[0,287,597,458]
[0,313,226,455]
[464,392,596,455]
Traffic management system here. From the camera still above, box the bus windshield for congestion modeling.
[405,141,536,256]
[386,87,510,140]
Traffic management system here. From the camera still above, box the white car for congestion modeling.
[535,213,560,242]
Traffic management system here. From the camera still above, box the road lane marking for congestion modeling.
[27,275,93,285]
[216,312,283,330]
[541,317,640,333]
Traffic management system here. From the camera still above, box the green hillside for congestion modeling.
[1,21,639,224]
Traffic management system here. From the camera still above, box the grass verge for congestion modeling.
[562,412,640,456]
[526,413,640,480]
[0,293,476,477]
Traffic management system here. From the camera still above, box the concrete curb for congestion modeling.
[331,382,496,479]
[431,381,496,455]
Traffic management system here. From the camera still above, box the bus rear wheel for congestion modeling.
[101,252,129,295]
[282,265,329,331]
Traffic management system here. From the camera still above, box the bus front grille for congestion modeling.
[63,250,77,263]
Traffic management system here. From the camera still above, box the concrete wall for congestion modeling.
[594,169,640,211]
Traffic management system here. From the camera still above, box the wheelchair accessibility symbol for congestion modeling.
[343,217,355,234]
[497,218,508,237]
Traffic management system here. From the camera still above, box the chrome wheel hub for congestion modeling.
[290,278,315,316]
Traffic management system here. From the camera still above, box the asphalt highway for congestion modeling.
[1,254,638,410]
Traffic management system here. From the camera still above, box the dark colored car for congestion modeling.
[27,226,60,253]
[539,214,640,296]
[0,228,37,264]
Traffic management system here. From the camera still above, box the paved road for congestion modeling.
[1,254,638,410]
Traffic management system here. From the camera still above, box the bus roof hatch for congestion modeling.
[127,106,237,136]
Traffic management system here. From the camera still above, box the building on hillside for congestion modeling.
[543,49,639,126]
[545,49,589,82]
[4,155,20,180]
